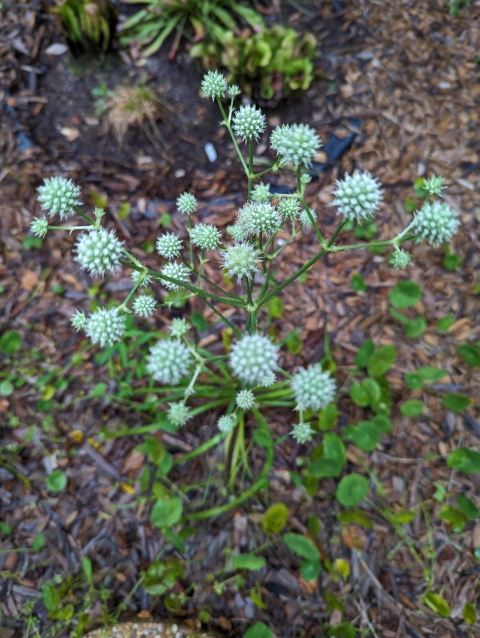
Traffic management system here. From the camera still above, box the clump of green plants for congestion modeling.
[448,0,473,17]
[191,24,317,100]
[29,71,480,633]
[51,0,118,54]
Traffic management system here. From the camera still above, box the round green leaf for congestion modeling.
[252,428,273,448]
[328,623,356,638]
[456,494,480,520]
[424,592,451,617]
[400,400,424,417]
[336,474,369,507]
[389,281,422,308]
[319,404,338,431]
[367,345,397,377]
[447,448,480,474]
[150,496,183,528]
[308,433,346,478]
[405,317,426,338]
[458,343,480,367]
[349,382,370,407]
[351,274,367,292]
[436,314,454,332]
[243,622,272,638]
[417,366,446,382]
[0,331,22,355]
[463,602,477,626]
[283,533,320,561]
[441,393,470,412]
[354,340,374,368]
[262,503,289,535]
[43,582,61,611]
[143,558,184,596]
[300,558,321,580]
[47,470,67,492]
[343,422,380,452]
[438,505,468,532]
[0,380,14,396]
[232,554,266,571]
[370,415,391,433]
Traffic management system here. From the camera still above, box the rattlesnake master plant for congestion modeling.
[33,71,460,467]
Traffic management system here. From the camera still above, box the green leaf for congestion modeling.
[318,404,338,431]
[308,433,346,478]
[424,592,451,617]
[22,236,42,250]
[367,345,397,377]
[443,253,461,271]
[163,528,186,554]
[354,340,374,368]
[300,559,321,580]
[43,582,61,611]
[328,622,356,638]
[0,330,22,354]
[143,558,184,596]
[336,474,369,507]
[351,274,367,292]
[49,603,74,620]
[389,307,410,325]
[283,533,320,561]
[441,394,470,412]
[418,366,447,382]
[267,297,283,318]
[47,470,67,492]
[458,343,480,367]
[343,421,380,452]
[285,331,302,355]
[140,436,165,463]
[252,428,273,448]
[400,400,424,417]
[0,380,14,396]
[82,557,93,587]
[389,281,422,308]
[262,503,289,535]
[370,415,391,433]
[447,448,480,474]
[438,506,468,532]
[243,622,272,638]
[191,311,207,332]
[150,496,183,528]
[118,202,131,220]
[232,554,266,571]
[463,602,477,625]
[363,379,381,402]
[349,381,370,407]
[92,382,107,398]
[436,314,454,331]
[456,494,480,520]
[390,510,417,524]
[307,514,320,538]
[32,533,45,551]
[405,317,426,338]
[337,509,373,528]
[325,590,345,612]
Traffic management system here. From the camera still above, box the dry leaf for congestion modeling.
[21,269,38,291]
[45,43,68,55]
[340,524,366,550]
[60,127,80,142]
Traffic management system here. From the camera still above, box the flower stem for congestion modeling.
[216,98,248,174]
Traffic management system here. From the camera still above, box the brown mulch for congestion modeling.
[1,1,480,638]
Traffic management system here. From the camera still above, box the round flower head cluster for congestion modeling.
[252,182,271,203]
[170,318,191,338]
[233,105,266,142]
[37,176,81,219]
[131,268,152,288]
[74,228,123,277]
[201,70,228,100]
[423,174,446,198]
[220,243,261,282]
[291,422,314,444]
[260,372,276,387]
[156,233,183,259]
[279,198,301,220]
[218,414,236,433]
[390,249,412,270]
[167,402,192,427]
[291,365,336,412]
[237,202,280,236]
[146,339,193,385]
[272,124,321,168]
[133,295,157,317]
[71,309,86,331]
[176,192,197,215]
[332,170,383,222]
[236,389,255,410]
[300,207,318,228]
[412,201,459,247]
[230,334,278,385]
[270,124,291,153]
[161,262,190,291]
[30,216,49,238]
[228,84,241,98]
[85,307,126,348]
[227,224,248,242]
[190,224,221,251]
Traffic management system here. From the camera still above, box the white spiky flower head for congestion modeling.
[30,216,49,238]
[390,249,412,270]
[71,309,86,331]
[233,104,266,142]
[94,207,106,219]
[273,124,321,168]
[279,198,301,220]
[201,70,228,100]
[237,202,281,236]
[270,124,291,153]
[227,224,249,243]
[176,192,197,215]
[260,372,276,387]
[167,402,192,427]
[161,262,190,291]
[230,334,279,385]
[252,182,271,203]
[423,174,446,198]
[85,307,126,348]
[291,422,314,444]
[146,339,193,385]
[220,242,261,282]
[228,84,241,97]
[190,224,221,251]
[131,268,152,288]
[412,201,459,247]
[236,389,255,410]
[291,365,336,412]
[170,318,191,338]
[333,170,383,222]
[218,414,236,433]
[37,176,81,219]
[156,233,183,259]
[74,228,124,277]
[133,295,157,317]
[300,207,318,228]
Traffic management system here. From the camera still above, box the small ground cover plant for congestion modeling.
[51,0,118,55]
[29,71,480,634]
